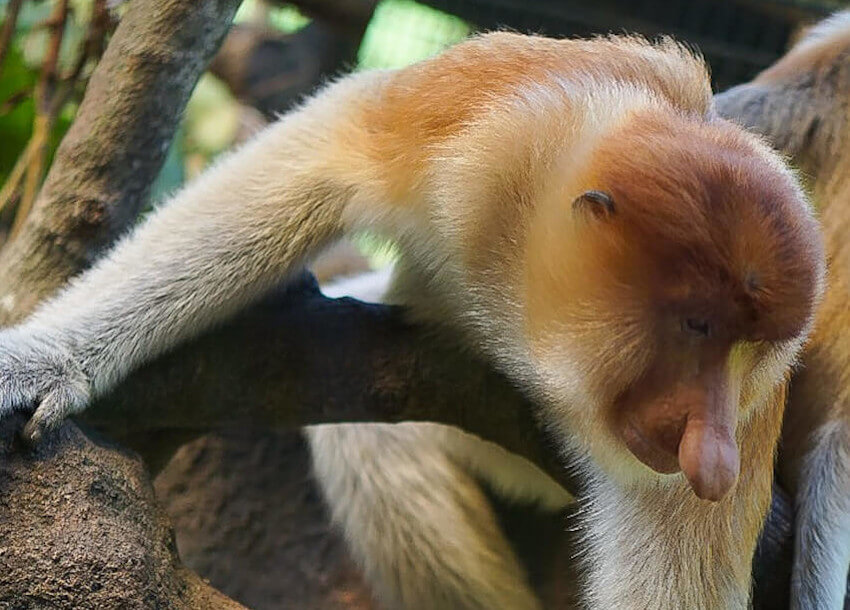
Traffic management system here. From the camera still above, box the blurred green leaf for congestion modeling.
[235,0,311,32]
[0,46,36,186]
[358,0,469,70]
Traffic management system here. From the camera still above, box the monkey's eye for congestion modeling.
[683,318,711,337]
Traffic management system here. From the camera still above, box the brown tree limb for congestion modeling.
[0,0,23,80]
[207,0,376,120]
[154,430,381,609]
[85,274,574,492]
[12,0,71,238]
[210,21,371,119]
[0,136,37,215]
[36,0,70,111]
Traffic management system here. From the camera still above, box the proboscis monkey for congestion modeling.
[0,33,824,609]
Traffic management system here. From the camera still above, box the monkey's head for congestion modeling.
[523,110,825,501]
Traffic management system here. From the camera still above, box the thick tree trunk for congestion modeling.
[0,414,245,610]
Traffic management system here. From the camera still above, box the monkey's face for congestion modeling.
[522,113,825,500]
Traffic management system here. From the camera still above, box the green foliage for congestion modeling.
[235,0,311,32]
[0,3,78,189]
[358,0,470,70]
[0,47,35,186]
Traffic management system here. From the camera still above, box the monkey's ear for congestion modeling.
[572,190,615,220]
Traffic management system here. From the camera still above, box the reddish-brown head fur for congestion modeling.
[525,108,824,500]
[592,112,822,344]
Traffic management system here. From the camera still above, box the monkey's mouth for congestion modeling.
[620,414,682,475]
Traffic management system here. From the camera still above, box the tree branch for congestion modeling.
[85,274,574,492]
[209,17,373,119]
[0,0,242,324]
[12,0,70,239]
[0,0,23,80]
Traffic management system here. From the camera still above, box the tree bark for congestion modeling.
[0,414,245,610]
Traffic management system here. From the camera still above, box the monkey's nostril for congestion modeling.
[684,318,710,337]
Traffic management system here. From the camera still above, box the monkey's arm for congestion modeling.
[0,72,388,440]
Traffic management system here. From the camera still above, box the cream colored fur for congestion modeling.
[308,423,569,610]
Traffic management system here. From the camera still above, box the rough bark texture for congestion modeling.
[0,0,242,324]
[155,431,377,610]
[0,414,245,610]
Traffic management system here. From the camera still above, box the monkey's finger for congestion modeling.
[22,384,89,444]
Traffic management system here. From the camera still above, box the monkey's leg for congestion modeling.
[788,421,850,610]
[307,423,571,610]
[580,387,784,610]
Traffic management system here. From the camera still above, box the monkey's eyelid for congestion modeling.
[572,190,616,219]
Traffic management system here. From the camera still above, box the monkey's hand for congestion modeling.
[0,327,90,443]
